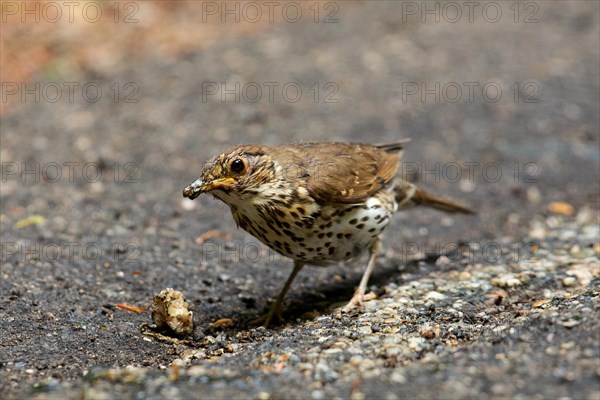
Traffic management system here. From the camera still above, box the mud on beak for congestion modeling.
[182,178,204,200]
[182,177,236,200]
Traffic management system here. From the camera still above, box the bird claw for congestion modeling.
[341,293,364,312]
[341,292,377,312]
[249,305,283,328]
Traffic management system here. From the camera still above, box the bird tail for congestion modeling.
[375,139,411,153]
[411,188,474,214]
[394,181,474,214]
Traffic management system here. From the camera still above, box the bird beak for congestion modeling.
[183,177,236,199]
[183,178,205,200]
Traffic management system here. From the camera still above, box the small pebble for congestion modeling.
[548,201,574,216]
[561,320,580,328]
[491,274,522,287]
[562,277,577,287]
[527,187,542,204]
[358,326,372,335]
[311,391,325,400]
[458,271,472,280]
[408,337,425,352]
[425,291,447,300]
[390,370,407,384]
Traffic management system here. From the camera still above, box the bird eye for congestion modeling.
[230,159,245,174]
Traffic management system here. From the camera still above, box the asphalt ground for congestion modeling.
[1,1,599,399]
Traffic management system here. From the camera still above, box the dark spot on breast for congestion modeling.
[318,233,325,239]
[324,242,331,248]
[336,233,344,239]
[326,232,333,238]
[283,229,294,237]
[296,207,306,215]
[345,251,352,257]
[361,216,369,221]
[295,221,304,227]
[328,247,335,255]
[290,211,299,219]
[344,233,353,239]
[368,228,376,233]
[349,218,358,225]
[356,224,365,229]
[275,209,286,218]
[282,221,291,229]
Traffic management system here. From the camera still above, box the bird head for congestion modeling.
[182,145,273,201]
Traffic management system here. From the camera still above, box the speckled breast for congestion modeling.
[231,188,397,265]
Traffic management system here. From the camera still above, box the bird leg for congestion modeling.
[342,239,381,312]
[251,260,304,328]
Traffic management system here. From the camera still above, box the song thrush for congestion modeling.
[183,141,473,327]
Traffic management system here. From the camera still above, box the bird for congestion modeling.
[183,140,473,327]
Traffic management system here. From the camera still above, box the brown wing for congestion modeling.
[275,141,406,204]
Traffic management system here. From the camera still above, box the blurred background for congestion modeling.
[2,1,598,239]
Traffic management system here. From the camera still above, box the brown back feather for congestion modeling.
[273,141,405,204]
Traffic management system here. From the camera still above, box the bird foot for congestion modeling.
[341,292,377,312]
[249,305,283,328]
